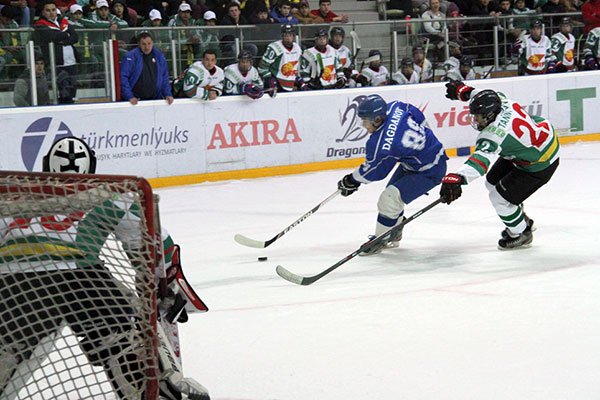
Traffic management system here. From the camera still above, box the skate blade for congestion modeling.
[497,241,533,251]
[385,241,400,249]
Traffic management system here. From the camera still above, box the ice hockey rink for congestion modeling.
[157,140,600,400]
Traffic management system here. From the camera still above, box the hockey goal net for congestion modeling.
[0,171,162,400]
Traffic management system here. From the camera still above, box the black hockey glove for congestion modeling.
[338,174,360,197]
[354,74,369,86]
[445,80,474,101]
[440,173,464,204]
[343,67,353,79]
[335,76,346,89]
[308,78,323,90]
[585,56,599,70]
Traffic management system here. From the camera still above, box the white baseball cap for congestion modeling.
[69,4,83,13]
[96,0,109,8]
[203,10,216,20]
[149,9,162,20]
[178,2,192,11]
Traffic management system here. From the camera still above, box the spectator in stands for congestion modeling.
[387,0,413,18]
[120,32,173,105]
[220,1,249,24]
[421,0,446,61]
[310,0,348,23]
[270,0,299,23]
[141,10,171,54]
[197,11,221,57]
[582,0,600,34]
[442,54,475,80]
[168,2,202,65]
[111,0,135,27]
[391,57,419,84]
[1,0,30,26]
[173,49,224,100]
[34,0,78,104]
[356,49,389,86]
[512,0,537,31]
[240,0,270,20]
[497,0,521,39]
[465,0,501,61]
[412,44,433,82]
[548,16,576,72]
[248,5,275,23]
[65,4,99,76]
[0,6,23,79]
[80,0,128,35]
[13,53,50,106]
[542,0,566,34]
[293,0,323,23]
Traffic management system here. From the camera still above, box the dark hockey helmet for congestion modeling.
[400,57,413,67]
[358,94,387,122]
[330,26,345,38]
[281,24,296,35]
[459,55,474,67]
[469,90,502,131]
[559,16,572,27]
[530,19,543,29]
[412,45,424,54]
[43,137,97,174]
[238,49,253,61]
[368,49,382,58]
[315,27,328,38]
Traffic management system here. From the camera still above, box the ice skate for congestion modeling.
[385,217,406,248]
[498,226,533,250]
[359,235,386,256]
[501,214,535,239]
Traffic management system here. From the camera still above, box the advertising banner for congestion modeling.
[2,71,599,181]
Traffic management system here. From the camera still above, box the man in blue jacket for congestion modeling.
[120,32,174,105]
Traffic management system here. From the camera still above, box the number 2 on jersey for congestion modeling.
[511,103,549,148]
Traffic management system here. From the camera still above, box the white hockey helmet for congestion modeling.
[42,137,97,174]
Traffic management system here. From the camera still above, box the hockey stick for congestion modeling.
[349,30,361,68]
[276,198,443,285]
[482,65,494,79]
[420,38,430,82]
[234,189,341,248]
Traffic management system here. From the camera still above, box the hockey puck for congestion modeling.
[258,257,268,262]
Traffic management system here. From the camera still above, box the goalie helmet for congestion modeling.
[43,137,97,174]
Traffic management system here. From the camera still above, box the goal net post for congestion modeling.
[0,171,164,400]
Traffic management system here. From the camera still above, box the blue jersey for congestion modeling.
[352,100,448,184]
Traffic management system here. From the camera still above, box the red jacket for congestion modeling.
[310,8,338,22]
[583,0,600,34]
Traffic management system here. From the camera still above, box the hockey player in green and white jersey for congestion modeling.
[355,49,389,86]
[412,45,433,82]
[514,19,551,75]
[173,49,224,100]
[224,50,265,99]
[328,26,356,86]
[391,57,419,84]
[299,28,345,90]
[258,24,305,92]
[441,55,476,82]
[441,82,560,250]
[548,17,576,73]
[583,26,600,70]
[441,41,462,75]
[0,137,210,399]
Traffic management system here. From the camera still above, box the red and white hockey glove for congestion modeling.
[440,173,464,204]
[445,80,474,101]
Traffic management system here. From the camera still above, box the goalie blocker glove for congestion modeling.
[338,173,360,197]
[440,173,464,204]
[445,80,474,101]
[241,83,263,100]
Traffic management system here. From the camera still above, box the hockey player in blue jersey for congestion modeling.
[337,94,448,254]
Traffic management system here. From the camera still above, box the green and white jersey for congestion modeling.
[442,66,476,81]
[299,44,343,89]
[549,32,575,69]
[167,15,201,44]
[583,27,600,60]
[223,63,263,95]
[457,91,560,184]
[333,44,352,68]
[257,40,302,91]
[359,65,389,86]
[442,56,459,74]
[0,197,174,273]
[174,61,224,99]
[80,12,128,29]
[391,69,418,84]
[518,34,551,74]
[413,58,433,82]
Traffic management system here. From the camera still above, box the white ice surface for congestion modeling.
[157,141,600,400]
